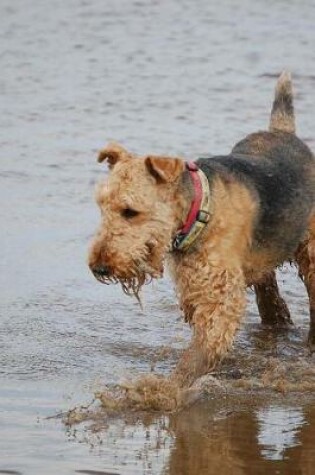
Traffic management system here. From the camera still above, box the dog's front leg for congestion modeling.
[172,266,246,386]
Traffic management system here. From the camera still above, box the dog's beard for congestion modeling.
[92,240,168,303]
[93,258,162,305]
[122,257,163,303]
[93,269,145,291]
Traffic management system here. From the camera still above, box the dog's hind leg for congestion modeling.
[252,71,294,326]
[295,217,315,352]
[254,271,292,326]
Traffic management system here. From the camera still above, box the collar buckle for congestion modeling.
[197,210,210,224]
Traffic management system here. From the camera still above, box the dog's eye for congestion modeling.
[121,208,139,219]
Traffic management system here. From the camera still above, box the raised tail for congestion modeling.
[269,71,295,134]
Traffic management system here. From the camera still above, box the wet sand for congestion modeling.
[1,0,315,473]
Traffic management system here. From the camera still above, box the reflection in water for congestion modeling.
[67,415,173,475]
[257,406,304,461]
[161,401,315,475]
[66,400,315,475]
[165,402,245,475]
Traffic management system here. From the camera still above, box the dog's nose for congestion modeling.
[90,264,111,277]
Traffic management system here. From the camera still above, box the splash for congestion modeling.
[60,372,224,428]
[59,326,315,429]
[97,375,182,412]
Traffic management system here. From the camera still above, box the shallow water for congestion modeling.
[1,0,315,473]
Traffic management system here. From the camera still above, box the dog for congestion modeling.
[88,72,315,386]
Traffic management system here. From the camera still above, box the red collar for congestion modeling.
[172,162,210,251]
[180,162,203,233]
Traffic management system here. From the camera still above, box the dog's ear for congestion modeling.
[97,142,130,168]
[145,156,185,183]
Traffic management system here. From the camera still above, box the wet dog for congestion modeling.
[89,72,315,385]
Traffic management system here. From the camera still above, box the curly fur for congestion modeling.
[88,72,315,385]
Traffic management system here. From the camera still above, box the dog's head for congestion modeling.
[88,143,186,298]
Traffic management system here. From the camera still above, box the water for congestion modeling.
[1,0,315,473]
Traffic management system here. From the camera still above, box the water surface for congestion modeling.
[1,0,315,473]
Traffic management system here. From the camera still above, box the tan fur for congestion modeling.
[269,71,295,134]
[167,178,256,384]
[89,160,260,386]
[98,142,132,167]
[88,75,314,386]
[88,156,187,296]
[88,143,315,385]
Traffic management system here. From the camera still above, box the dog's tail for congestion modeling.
[269,71,295,134]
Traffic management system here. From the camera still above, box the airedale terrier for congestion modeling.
[88,72,315,386]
